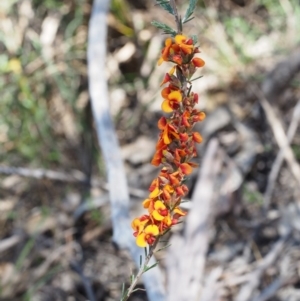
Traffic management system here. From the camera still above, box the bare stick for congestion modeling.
[249,85,300,189]
[250,276,293,301]
[264,100,300,208]
[0,165,147,199]
[0,165,86,183]
[167,138,222,301]
[0,235,23,253]
[87,1,165,300]
[234,233,290,301]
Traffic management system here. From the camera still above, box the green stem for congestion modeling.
[169,0,182,34]
[121,239,159,301]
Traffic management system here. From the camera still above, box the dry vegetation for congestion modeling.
[1,0,300,300]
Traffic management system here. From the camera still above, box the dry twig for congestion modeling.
[234,232,290,301]
[249,86,300,189]
[264,100,300,208]
[167,138,222,301]
[0,165,147,199]
[87,1,165,300]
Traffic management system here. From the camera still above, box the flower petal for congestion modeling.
[175,34,187,44]
[163,215,172,227]
[154,200,166,210]
[143,198,152,208]
[151,151,162,166]
[192,132,203,143]
[158,116,167,130]
[162,127,171,144]
[179,163,193,175]
[136,233,147,247]
[192,57,205,67]
[144,224,159,236]
[161,87,171,98]
[168,91,182,102]
[157,57,164,65]
[162,99,173,113]
[173,207,187,216]
[131,218,140,231]
[152,210,164,221]
[165,38,173,47]
[149,187,160,198]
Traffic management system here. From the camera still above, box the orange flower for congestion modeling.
[143,198,155,212]
[192,111,206,122]
[192,132,203,143]
[162,184,174,201]
[171,207,187,225]
[158,38,173,65]
[132,33,205,247]
[174,35,194,55]
[131,215,150,236]
[179,163,193,175]
[192,57,205,67]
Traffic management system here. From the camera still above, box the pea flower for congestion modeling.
[131,34,206,247]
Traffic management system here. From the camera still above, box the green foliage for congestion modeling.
[154,0,174,16]
[143,262,158,273]
[0,0,89,168]
[151,20,177,36]
[183,0,197,23]
[191,34,198,44]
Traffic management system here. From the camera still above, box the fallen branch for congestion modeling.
[264,100,300,208]
[87,1,165,300]
[0,234,23,253]
[0,165,147,199]
[234,232,290,301]
[167,138,222,301]
[249,85,300,188]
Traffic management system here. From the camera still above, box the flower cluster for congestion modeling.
[132,34,205,247]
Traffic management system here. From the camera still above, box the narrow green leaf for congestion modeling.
[144,246,148,257]
[139,255,142,267]
[191,34,198,44]
[191,75,203,82]
[131,288,146,293]
[143,262,159,273]
[183,16,195,24]
[155,0,174,15]
[151,21,177,36]
[130,274,135,284]
[155,243,172,252]
[120,283,125,301]
[182,0,197,23]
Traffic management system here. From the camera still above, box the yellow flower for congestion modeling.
[136,225,159,247]
[152,201,169,221]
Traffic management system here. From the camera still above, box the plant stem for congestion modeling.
[122,240,159,301]
[169,0,182,34]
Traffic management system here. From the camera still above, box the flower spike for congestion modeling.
[132,34,206,247]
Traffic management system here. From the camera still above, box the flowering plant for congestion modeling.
[131,33,205,248]
[121,1,205,300]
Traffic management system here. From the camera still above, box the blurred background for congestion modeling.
[1,0,300,300]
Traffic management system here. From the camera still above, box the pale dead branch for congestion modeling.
[264,100,300,208]
[87,0,165,300]
[167,138,222,301]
